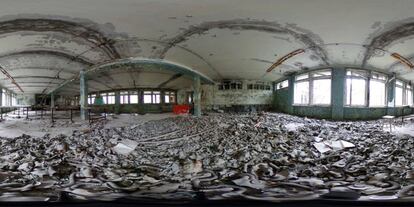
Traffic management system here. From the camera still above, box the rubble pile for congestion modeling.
[0,112,414,202]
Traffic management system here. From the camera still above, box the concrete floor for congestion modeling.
[0,111,177,138]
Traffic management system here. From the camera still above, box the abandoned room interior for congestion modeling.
[0,0,414,205]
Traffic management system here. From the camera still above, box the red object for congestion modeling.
[173,104,191,114]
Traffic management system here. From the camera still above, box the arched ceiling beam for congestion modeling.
[5,66,77,75]
[157,19,328,65]
[0,50,94,66]
[49,57,215,94]
[363,21,414,67]
[0,76,65,81]
[0,18,120,59]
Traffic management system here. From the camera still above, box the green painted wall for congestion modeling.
[293,106,332,119]
[273,88,289,113]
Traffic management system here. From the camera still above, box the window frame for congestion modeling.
[345,69,369,107]
[368,72,387,107]
[293,69,332,106]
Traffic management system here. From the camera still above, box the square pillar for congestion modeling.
[50,93,55,108]
[0,87,3,107]
[193,75,201,117]
[331,67,346,120]
[387,75,396,115]
[114,91,120,114]
[80,70,88,120]
[287,75,295,114]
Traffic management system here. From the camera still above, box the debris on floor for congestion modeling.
[0,112,413,201]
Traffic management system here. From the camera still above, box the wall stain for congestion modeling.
[157,19,328,66]
[363,17,414,67]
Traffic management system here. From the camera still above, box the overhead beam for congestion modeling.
[0,76,65,81]
[49,57,214,95]
[0,18,120,59]
[158,73,183,88]
[0,50,94,66]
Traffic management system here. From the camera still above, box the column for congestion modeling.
[387,74,396,115]
[80,70,88,120]
[287,75,295,114]
[331,67,346,120]
[50,93,55,108]
[193,75,201,116]
[114,91,120,114]
[0,87,3,107]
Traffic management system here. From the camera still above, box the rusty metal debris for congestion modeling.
[266,49,305,72]
[0,112,414,201]
[391,52,414,69]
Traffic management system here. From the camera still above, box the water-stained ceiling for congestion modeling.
[1,0,414,95]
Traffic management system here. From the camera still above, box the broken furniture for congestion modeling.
[381,115,395,132]
[87,106,107,125]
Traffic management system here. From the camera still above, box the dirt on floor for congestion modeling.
[0,112,413,202]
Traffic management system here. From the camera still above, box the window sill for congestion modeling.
[292,104,331,107]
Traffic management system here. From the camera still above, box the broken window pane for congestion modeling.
[276,80,289,90]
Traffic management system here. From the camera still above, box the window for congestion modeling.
[165,91,176,104]
[395,80,404,106]
[276,80,289,90]
[153,91,161,104]
[218,81,242,90]
[103,92,115,104]
[294,81,309,104]
[143,91,152,104]
[313,78,331,104]
[406,84,413,106]
[143,91,160,104]
[120,91,129,104]
[369,72,387,107]
[88,94,96,105]
[294,69,331,105]
[346,70,368,106]
[130,91,139,104]
[247,83,271,91]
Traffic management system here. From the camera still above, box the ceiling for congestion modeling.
[1,0,414,95]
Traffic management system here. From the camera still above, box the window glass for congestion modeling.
[346,78,366,106]
[107,92,115,104]
[164,91,176,104]
[276,80,289,90]
[296,74,309,81]
[369,80,386,107]
[294,69,331,105]
[143,91,152,104]
[130,91,139,104]
[406,86,413,106]
[120,91,129,104]
[153,91,160,104]
[294,81,309,104]
[313,79,331,104]
[312,70,331,77]
[396,86,403,106]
